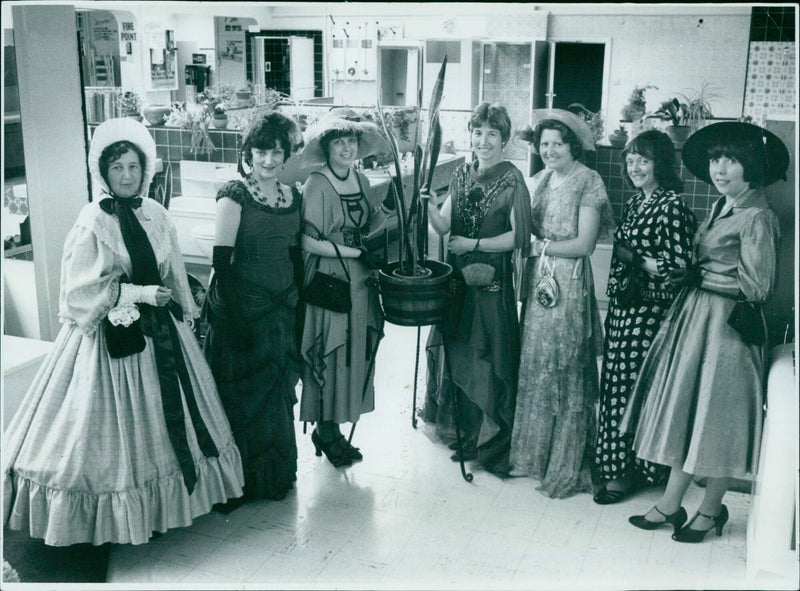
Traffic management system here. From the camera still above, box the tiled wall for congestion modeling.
[246,29,324,97]
[582,146,718,223]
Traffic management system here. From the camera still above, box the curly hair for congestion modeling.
[468,102,512,143]
[99,141,146,187]
[706,139,766,188]
[241,111,301,167]
[622,130,684,193]
[525,120,583,161]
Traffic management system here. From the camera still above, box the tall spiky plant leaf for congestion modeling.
[375,101,408,269]
[425,117,443,190]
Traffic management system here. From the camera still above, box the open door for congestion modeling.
[289,36,314,100]
[377,44,422,107]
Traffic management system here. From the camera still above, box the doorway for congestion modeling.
[550,41,606,112]
[377,45,422,107]
[253,36,314,99]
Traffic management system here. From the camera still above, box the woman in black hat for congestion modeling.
[621,122,788,543]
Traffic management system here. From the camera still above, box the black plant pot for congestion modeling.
[377,260,453,327]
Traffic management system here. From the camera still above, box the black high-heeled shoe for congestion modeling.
[311,430,352,468]
[672,505,728,543]
[629,505,688,533]
[340,436,363,461]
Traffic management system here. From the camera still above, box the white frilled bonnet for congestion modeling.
[87,117,157,197]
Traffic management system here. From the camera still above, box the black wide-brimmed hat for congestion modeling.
[681,121,789,186]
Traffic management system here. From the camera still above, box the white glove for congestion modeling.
[119,283,161,307]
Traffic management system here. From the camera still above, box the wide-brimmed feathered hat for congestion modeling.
[88,117,157,198]
[518,108,595,153]
[681,121,789,186]
[297,107,388,168]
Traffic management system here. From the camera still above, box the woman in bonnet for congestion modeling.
[3,118,244,547]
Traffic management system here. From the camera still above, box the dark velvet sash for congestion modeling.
[100,195,218,493]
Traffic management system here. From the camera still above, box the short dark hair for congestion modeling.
[99,140,146,187]
[319,129,360,161]
[532,120,583,161]
[706,139,766,188]
[241,112,296,167]
[622,130,684,193]
[468,102,512,143]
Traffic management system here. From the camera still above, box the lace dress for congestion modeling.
[510,162,613,498]
[2,199,244,546]
[594,187,696,487]
[203,179,301,500]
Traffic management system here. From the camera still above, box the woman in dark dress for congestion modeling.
[592,130,697,504]
[423,102,532,477]
[204,112,304,506]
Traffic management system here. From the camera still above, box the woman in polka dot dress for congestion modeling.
[592,130,696,505]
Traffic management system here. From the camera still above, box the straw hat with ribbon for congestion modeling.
[297,107,389,168]
[518,108,596,153]
[88,117,157,198]
[681,121,789,186]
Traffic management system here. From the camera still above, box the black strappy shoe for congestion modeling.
[341,437,363,461]
[629,505,688,533]
[672,505,728,543]
[311,429,353,468]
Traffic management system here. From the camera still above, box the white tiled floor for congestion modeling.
[108,323,795,590]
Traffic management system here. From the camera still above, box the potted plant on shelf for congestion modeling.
[677,82,719,132]
[620,84,657,124]
[212,105,229,129]
[608,125,629,148]
[235,83,253,107]
[373,56,452,327]
[118,90,142,121]
[568,103,604,145]
[649,97,691,146]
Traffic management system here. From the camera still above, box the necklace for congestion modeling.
[328,165,351,182]
[247,176,287,208]
[549,161,577,189]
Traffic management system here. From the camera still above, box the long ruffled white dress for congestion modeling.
[2,199,244,546]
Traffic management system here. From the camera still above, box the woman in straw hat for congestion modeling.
[296,108,386,468]
[592,130,697,505]
[203,111,304,510]
[423,102,532,477]
[2,118,244,548]
[622,121,788,543]
[511,109,614,498]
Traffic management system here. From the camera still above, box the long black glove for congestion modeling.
[358,246,383,271]
[668,264,702,287]
[212,245,254,349]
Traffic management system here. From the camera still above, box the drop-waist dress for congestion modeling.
[2,199,244,546]
[203,179,301,500]
[299,171,384,425]
[621,189,779,479]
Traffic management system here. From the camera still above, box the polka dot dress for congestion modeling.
[594,186,697,486]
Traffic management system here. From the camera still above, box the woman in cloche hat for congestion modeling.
[3,118,244,549]
[296,108,387,468]
[510,108,614,498]
[621,121,789,543]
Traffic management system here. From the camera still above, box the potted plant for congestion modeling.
[568,103,604,145]
[374,57,453,327]
[142,103,172,126]
[212,105,228,129]
[118,90,142,121]
[649,98,691,146]
[677,82,719,132]
[235,83,253,107]
[608,125,629,148]
[620,84,657,123]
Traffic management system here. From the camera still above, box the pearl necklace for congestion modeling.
[246,176,287,208]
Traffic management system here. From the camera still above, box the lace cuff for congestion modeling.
[107,283,142,327]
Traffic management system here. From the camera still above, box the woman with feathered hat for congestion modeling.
[296,108,387,468]
[203,111,305,509]
[2,118,244,548]
[621,121,788,543]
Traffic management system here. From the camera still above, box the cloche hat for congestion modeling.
[297,107,388,168]
[681,121,789,186]
[88,117,157,198]
[518,108,595,153]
